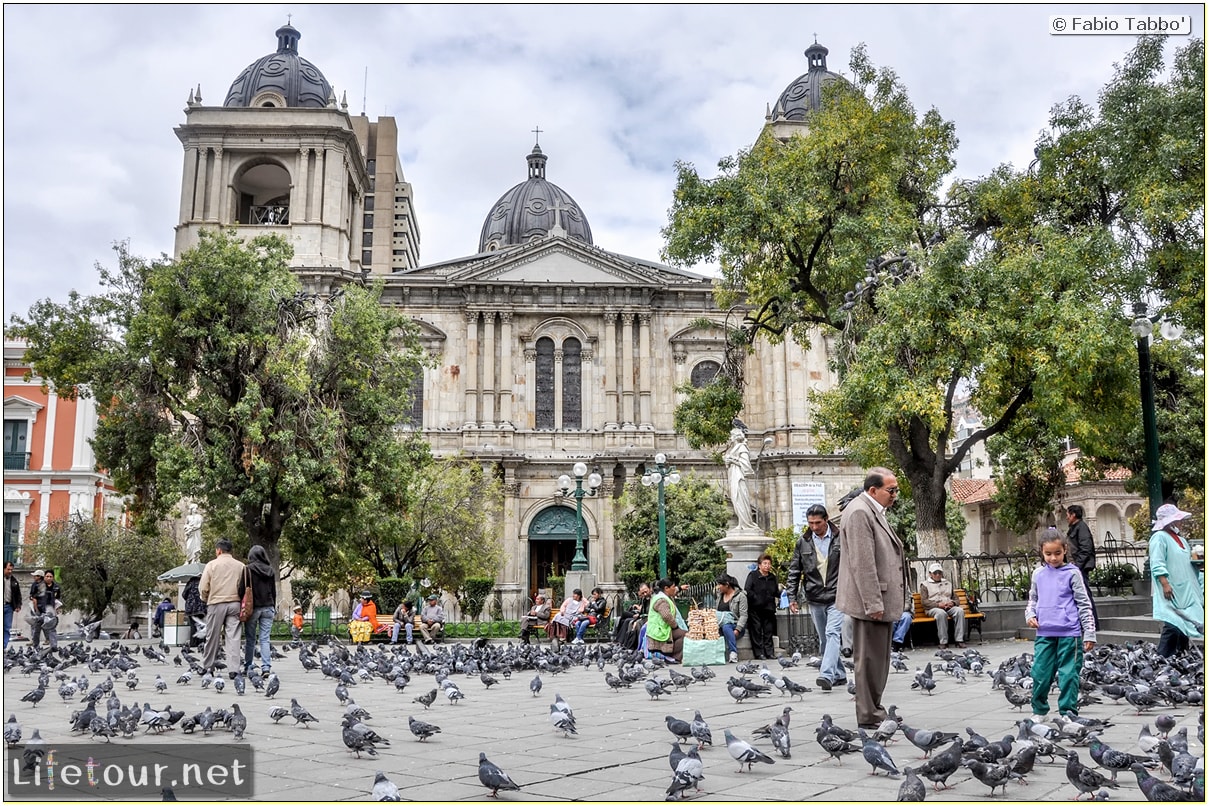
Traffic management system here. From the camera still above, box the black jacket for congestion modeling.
[238,545,277,609]
[1068,520,1096,572]
[784,527,842,605]
[6,575,19,610]
[30,579,61,612]
[745,569,780,612]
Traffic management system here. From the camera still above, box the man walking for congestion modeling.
[1065,505,1100,629]
[199,539,245,675]
[3,562,19,649]
[785,504,846,691]
[29,569,61,650]
[835,467,906,729]
[920,563,966,648]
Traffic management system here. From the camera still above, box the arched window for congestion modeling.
[691,360,722,388]
[562,338,581,429]
[535,337,555,430]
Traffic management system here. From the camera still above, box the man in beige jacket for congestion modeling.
[199,538,245,675]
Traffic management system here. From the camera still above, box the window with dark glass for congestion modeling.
[403,370,423,427]
[361,250,373,266]
[364,195,374,211]
[691,360,722,388]
[362,231,373,247]
[535,337,555,430]
[364,214,374,229]
[562,338,581,429]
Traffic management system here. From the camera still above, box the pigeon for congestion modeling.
[290,698,318,727]
[897,767,926,801]
[549,704,577,737]
[233,673,246,696]
[666,746,705,800]
[1154,714,1177,738]
[668,742,687,772]
[911,663,936,695]
[264,673,280,699]
[154,675,167,692]
[20,686,45,708]
[859,728,900,777]
[267,705,289,723]
[22,729,45,773]
[666,715,693,744]
[916,739,963,790]
[371,771,401,801]
[604,672,629,691]
[4,715,21,748]
[162,786,177,800]
[724,728,775,773]
[646,679,668,700]
[480,673,498,689]
[553,693,575,726]
[342,721,380,758]
[1087,733,1152,782]
[1138,724,1162,756]
[902,725,958,758]
[690,710,713,750]
[963,759,1020,796]
[1066,751,1120,800]
[769,718,792,759]
[222,703,245,740]
[727,682,752,703]
[478,752,521,798]
[444,686,465,705]
[1002,684,1032,710]
[1129,762,1191,801]
[781,676,811,699]
[529,675,542,697]
[413,689,437,710]
[408,715,441,742]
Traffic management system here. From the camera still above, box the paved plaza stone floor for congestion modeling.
[1,634,1203,802]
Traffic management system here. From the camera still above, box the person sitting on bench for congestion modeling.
[572,587,608,644]
[920,563,966,648]
[519,594,551,643]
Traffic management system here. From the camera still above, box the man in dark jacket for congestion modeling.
[4,562,20,649]
[785,504,846,689]
[1065,504,1100,629]
[29,569,62,650]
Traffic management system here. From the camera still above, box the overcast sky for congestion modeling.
[3,3,1203,319]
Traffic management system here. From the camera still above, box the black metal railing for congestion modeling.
[249,205,289,225]
[3,452,30,470]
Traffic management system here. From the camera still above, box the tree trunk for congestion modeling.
[888,419,951,559]
[910,470,950,559]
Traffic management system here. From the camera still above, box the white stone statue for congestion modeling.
[184,503,203,563]
[724,428,758,530]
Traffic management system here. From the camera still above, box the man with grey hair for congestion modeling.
[919,563,966,648]
[199,538,245,675]
[519,593,551,644]
[835,467,906,729]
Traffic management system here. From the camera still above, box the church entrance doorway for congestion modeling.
[527,506,585,600]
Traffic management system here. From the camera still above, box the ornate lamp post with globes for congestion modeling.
[641,454,681,580]
[558,462,602,572]
[1130,301,1180,514]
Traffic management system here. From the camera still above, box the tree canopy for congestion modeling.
[8,229,432,575]
[613,472,731,586]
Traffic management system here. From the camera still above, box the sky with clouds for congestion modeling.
[3,3,1203,319]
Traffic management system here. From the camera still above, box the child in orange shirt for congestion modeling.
[290,605,304,642]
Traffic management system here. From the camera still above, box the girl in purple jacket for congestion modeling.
[1025,528,1097,718]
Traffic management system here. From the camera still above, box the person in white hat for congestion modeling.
[919,562,965,648]
[1148,503,1204,658]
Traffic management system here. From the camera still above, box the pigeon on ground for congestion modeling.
[816,726,861,762]
[478,752,521,798]
[902,724,958,758]
[480,672,498,689]
[859,728,901,777]
[444,685,465,705]
[769,718,791,759]
[604,672,629,691]
[229,704,247,740]
[21,686,45,707]
[1138,724,1162,755]
[916,739,963,790]
[897,767,926,801]
[413,688,437,710]
[1066,751,1120,800]
[1154,714,1177,738]
[666,746,705,800]
[646,679,669,700]
[781,676,811,699]
[4,715,21,748]
[267,706,289,723]
[668,742,687,772]
[290,698,318,727]
[549,704,577,737]
[553,694,575,727]
[911,663,936,695]
[408,715,441,741]
[724,728,775,773]
[666,715,693,743]
[690,710,713,750]
[264,673,280,699]
[963,759,1020,796]
[1129,762,1191,802]
[1087,733,1152,781]
[371,771,401,801]
[342,721,379,758]
[529,675,542,697]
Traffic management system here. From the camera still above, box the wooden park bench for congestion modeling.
[908,588,984,648]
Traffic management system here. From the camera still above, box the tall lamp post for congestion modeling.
[558,462,602,572]
[641,453,681,580]
[1130,302,1166,514]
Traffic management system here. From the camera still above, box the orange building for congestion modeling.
[3,339,123,564]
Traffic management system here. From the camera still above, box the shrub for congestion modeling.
[619,570,652,596]
[1090,563,1139,590]
[461,577,495,621]
[546,576,565,600]
[289,578,319,614]
[377,577,413,615]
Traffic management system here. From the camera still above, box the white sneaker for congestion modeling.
[572,638,584,645]
[729,652,739,663]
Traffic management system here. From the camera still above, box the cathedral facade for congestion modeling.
[172,24,862,606]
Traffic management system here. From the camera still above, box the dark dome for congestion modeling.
[772,41,846,121]
[478,144,593,252]
[224,24,333,109]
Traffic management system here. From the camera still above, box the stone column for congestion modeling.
[207,147,224,223]
[179,145,199,223]
[621,312,635,427]
[499,312,514,428]
[295,147,310,222]
[638,312,652,428]
[580,347,593,430]
[523,346,536,430]
[192,147,208,223]
[603,311,618,428]
[464,310,479,427]
[482,311,497,427]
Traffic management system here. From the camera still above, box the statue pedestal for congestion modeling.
[564,571,596,603]
[716,526,773,659]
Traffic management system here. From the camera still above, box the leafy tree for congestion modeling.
[7,229,432,577]
[614,473,730,581]
[33,516,184,622]
[320,455,504,595]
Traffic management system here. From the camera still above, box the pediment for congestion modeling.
[448,240,663,287]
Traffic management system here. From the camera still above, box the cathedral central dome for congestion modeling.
[772,41,845,122]
[224,23,333,109]
[478,144,593,252]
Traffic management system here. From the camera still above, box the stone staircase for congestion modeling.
[1000,596,1203,647]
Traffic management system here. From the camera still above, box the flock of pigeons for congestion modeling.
[3,629,1205,801]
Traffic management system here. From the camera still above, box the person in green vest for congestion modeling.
[646,578,686,664]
